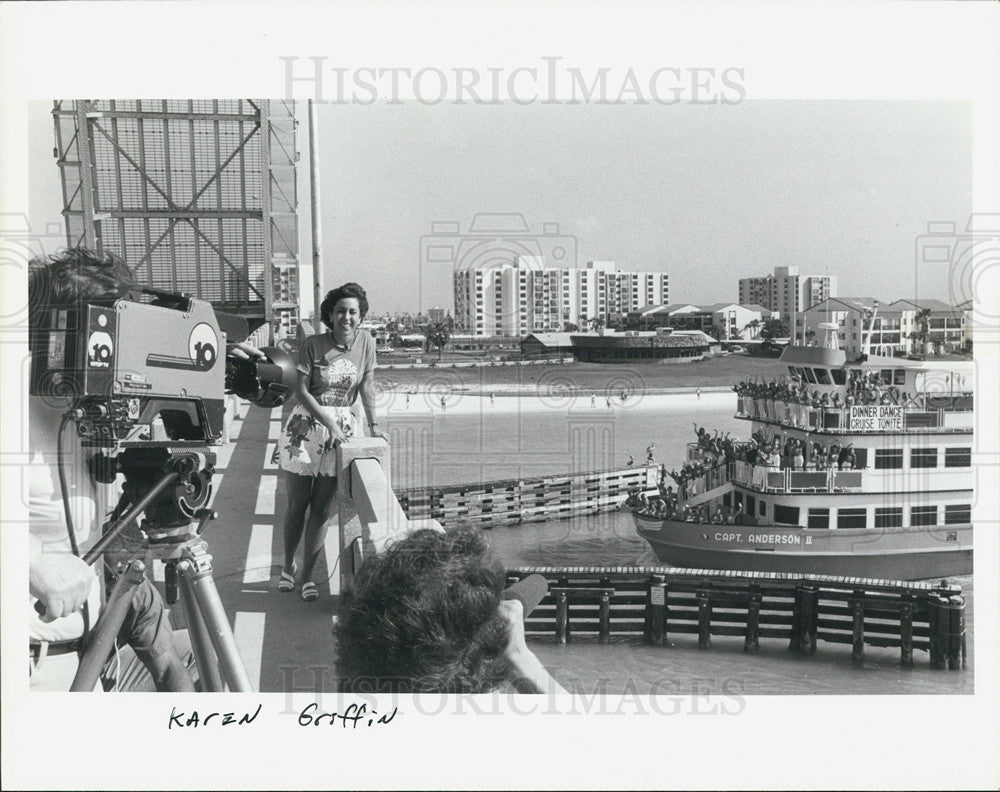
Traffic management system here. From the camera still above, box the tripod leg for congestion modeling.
[69,561,145,692]
[177,552,254,692]
[176,572,225,692]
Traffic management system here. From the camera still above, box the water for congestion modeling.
[382,392,974,694]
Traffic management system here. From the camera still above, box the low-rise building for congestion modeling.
[797,296,966,357]
[520,332,576,358]
[570,329,709,363]
[624,302,775,339]
[887,298,966,355]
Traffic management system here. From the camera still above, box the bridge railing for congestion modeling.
[333,437,443,593]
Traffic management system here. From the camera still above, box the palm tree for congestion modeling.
[742,318,761,340]
[760,318,788,341]
[908,308,932,355]
[385,319,403,348]
[587,315,606,333]
[423,321,451,360]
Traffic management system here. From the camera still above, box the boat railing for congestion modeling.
[730,460,864,494]
[679,461,733,499]
[686,442,718,463]
[736,396,974,433]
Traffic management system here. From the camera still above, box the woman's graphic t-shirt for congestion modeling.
[297,329,376,406]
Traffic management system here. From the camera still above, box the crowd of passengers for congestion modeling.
[628,426,857,521]
[733,371,911,409]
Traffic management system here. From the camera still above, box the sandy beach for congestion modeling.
[379,387,736,416]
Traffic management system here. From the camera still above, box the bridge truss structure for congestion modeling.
[52,99,301,341]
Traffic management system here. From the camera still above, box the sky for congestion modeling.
[29,99,973,317]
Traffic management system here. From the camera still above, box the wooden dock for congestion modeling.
[398,465,658,528]
[506,566,967,669]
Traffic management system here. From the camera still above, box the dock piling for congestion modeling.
[744,591,761,653]
[697,590,711,649]
[555,590,569,644]
[644,576,667,645]
[928,595,946,670]
[947,595,964,671]
[850,590,865,663]
[899,594,914,668]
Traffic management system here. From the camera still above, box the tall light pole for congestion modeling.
[308,99,323,324]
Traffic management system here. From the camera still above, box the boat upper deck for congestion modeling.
[732,344,973,435]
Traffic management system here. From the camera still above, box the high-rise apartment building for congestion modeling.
[454,259,669,336]
[738,265,836,320]
[738,276,771,308]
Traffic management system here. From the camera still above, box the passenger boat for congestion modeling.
[632,323,974,579]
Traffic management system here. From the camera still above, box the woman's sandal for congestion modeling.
[300,581,319,602]
[277,565,297,593]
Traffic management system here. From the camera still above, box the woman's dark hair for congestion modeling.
[334,528,512,693]
[320,282,368,330]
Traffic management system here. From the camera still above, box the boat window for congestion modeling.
[852,447,868,469]
[746,495,756,515]
[774,504,800,525]
[944,504,971,524]
[944,447,971,467]
[830,369,846,385]
[910,447,938,468]
[807,508,829,529]
[758,500,767,517]
[803,367,817,384]
[879,369,893,384]
[837,508,867,529]
[874,449,903,469]
[874,507,903,528]
[894,369,906,385]
[813,368,832,385]
[787,366,798,379]
[911,506,938,527]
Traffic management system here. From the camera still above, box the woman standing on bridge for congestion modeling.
[274,283,389,601]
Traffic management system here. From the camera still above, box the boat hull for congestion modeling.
[633,512,973,580]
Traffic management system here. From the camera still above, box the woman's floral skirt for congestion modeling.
[273,403,358,477]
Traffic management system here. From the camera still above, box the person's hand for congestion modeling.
[498,599,530,655]
[497,600,568,694]
[322,418,347,452]
[227,341,267,361]
[369,425,390,442]
[29,551,94,622]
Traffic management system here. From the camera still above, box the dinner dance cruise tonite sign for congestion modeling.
[848,404,904,431]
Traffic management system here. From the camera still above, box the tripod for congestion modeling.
[68,448,253,692]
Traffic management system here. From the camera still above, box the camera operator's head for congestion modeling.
[320,282,369,330]
[334,527,514,693]
[28,247,135,337]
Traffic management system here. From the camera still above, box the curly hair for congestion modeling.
[320,282,369,330]
[29,247,134,309]
[28,248,136,345]
[334,528,513,693]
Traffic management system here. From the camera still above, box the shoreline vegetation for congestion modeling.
[377,355,791,397]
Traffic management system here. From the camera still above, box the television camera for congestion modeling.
[29,288,297,692]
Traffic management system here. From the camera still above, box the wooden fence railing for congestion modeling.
[506,566,966,669]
